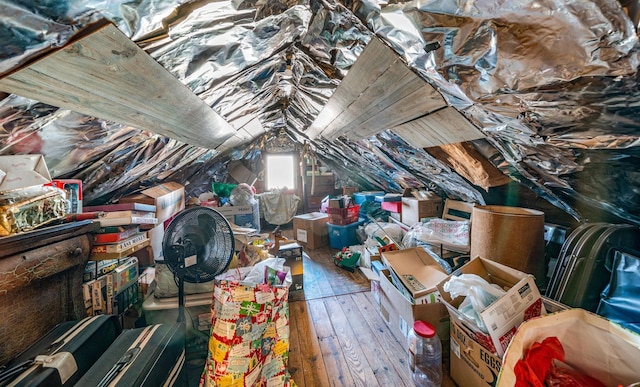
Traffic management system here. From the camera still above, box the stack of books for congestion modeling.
[84,203,156,261]
[82,257,140,316]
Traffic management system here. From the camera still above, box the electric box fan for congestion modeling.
[162,206,235,322]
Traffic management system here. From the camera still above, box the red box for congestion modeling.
[327,205,360,225]
[381,201,402,213]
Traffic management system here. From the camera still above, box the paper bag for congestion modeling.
[497,308,640,387]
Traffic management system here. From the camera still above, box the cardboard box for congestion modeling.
[228,161,257,185]
[360,245,381,269]
[450,319,502,387]
[378,269,449,350]
[292,212,329,250]
[401,196,443,226]
[436,257,546,356]
[279,243,303,282]
[119,182,185,224]
[215,205,259,230]
[0,154,52,193]
[381,247,450,303]
[47,179,83,213]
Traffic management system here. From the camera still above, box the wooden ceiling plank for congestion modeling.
[324,64,445,139]
[0,22,235,149]
[306,37,400,139]
[308,34,452,140]
[392,107,485,147]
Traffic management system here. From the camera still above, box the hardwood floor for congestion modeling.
[286,241,457,387]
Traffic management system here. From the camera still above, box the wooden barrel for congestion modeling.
[470,205,545,282]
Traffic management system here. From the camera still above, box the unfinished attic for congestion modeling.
[1,0,640,386]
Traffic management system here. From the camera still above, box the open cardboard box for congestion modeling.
[378,269,449,350]
[436,257,546,357]
[380,247,450,304]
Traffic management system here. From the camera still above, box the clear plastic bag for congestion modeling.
[241,257,292,287]
[443,273,506,332]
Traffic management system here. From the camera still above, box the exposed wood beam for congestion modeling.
[392,106,485,147]
[0,21,235,149]
[306,36,446,140]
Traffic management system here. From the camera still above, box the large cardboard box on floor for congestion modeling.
[381,247,450,304]
[378,268,450,350]
[450,319,502,387]
[436,257,546,357]
[292,212,329,249]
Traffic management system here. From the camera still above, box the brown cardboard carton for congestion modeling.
[437,257,546,357]
[378,269,450,350]
[292,212,329,249]
[401,195,443,226]
[119,182,185,224]
[450,319,502,387]
[381,247,449,303]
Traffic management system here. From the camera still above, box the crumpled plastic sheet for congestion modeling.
[257,189,301,225]
[0,0,190,74]
[2,0,640,226]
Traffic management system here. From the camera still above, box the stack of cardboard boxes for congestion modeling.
[119,182,185,262]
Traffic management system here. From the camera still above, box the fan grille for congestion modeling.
[162,207,235,283]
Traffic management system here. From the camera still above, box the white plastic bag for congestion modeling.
[215,257,292,287]
[443,273,506,332]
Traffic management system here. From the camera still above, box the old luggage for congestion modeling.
[0,315,122,386]
[75,323,185,387]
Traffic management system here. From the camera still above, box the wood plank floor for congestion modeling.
[286,239,457,387]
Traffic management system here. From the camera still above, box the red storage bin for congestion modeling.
[327,204,360,225]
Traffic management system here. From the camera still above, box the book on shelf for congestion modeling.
[84,210,155,219]
[84,202,156,213]
[90,233,148,254]
[67,210,157,227]
[82,258,139,316]
[89,239,150,261]
[93,226,140,244]
[96,214,157,227]
[98,225,139,234]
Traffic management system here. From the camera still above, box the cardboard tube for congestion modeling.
[470,205,545,281]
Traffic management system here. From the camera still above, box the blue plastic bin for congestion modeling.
[328,219,364,249]
[353,191,384,205]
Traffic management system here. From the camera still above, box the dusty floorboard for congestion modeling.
[286,241,457,387]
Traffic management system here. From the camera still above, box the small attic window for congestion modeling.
[265,153,296,190]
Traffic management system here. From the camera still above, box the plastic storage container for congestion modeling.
[327,219,364,249]
[353,191,384,205]
[327,204,361,225]
[408,320,442,387]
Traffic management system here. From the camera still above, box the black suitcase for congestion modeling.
[0,315,122,386]
[76,323,186,387]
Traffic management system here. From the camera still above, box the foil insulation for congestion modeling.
[0,0,639,224]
